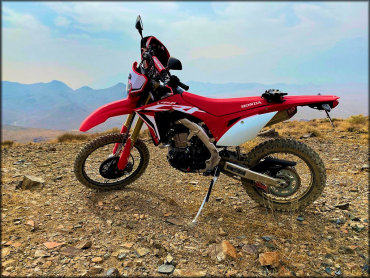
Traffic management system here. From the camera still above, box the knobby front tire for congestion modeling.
[74,134,150,191]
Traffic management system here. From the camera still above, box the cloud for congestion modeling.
[3,6,50,37]
[2,2,368,87]
[45,2,179,35]
[54,16,70,27]
[2,7,137,88]
[189,44,246,60]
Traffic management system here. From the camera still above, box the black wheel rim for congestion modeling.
[252,151,315,206]
[81,141,144,187]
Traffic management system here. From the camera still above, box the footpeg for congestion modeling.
[159,143,170,149]
[190,167,220,226]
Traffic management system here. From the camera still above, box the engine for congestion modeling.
[166,125,211,172]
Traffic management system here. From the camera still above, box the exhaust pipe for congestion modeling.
[223,162,284,187]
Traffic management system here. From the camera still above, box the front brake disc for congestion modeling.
[99,156,133,179]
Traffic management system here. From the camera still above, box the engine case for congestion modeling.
[167,134,210,172]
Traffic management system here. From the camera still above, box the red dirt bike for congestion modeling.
[74,16,339,224]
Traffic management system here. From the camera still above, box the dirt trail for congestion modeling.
[1,134,368,276]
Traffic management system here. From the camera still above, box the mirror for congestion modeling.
[135,15,143,38]
[167,57,182,70]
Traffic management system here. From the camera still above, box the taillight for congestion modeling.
[332,99,339,108]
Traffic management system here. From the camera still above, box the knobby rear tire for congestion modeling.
[242,138,326,211]
[74,134,150,191]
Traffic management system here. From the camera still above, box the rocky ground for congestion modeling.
[1,129,369,277]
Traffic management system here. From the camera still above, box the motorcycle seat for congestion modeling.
[181,92,265,116]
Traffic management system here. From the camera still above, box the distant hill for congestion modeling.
[1,124,82,143]
[2,80,126,130]
[2,80,367,131]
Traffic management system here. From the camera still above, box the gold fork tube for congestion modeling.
[124,113,135,129]
[130,118,144,143]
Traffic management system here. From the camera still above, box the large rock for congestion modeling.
[158,264,175,274]
[76,240,92,249]
[105,268,120,276]
[35,250,50,258]
[300,132,316,139]
[91,257,103,263]
[18,175,45,190]
[135,247,150,257]
[165,253,174,264]
[83,266,104,276]
[209,240,237,262]
[258,251,280,268]
[258,128,279,137]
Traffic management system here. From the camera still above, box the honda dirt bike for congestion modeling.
[74,16,339,224]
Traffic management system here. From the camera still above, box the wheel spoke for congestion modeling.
[82,141,142,186]
[241,139,326,211]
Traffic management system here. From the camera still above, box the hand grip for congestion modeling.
[178,81,189,91]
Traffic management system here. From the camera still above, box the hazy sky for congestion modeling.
[2,1,368,89]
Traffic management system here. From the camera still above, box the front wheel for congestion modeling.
[242,138,326,211]
[74,134,150,190]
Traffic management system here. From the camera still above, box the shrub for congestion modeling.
[309,121,318,127]
[343,114,368,133]
[1,140,14,147]
[57,133,88,142]
[347,114,368,125]
[306,128,321,137]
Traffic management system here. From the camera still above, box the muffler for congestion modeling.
[223,162,285,187]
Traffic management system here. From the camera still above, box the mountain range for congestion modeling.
[2,80,367,131]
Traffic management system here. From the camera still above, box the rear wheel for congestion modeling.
[74,134,149,190]
[242,138,326,211]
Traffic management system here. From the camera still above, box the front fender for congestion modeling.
[80,98,137,132]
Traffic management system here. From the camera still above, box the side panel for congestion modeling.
[135,111,160,145]
[80,98,138,132]
[216,112,277,146]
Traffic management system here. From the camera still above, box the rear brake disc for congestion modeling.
[269,168,301,197]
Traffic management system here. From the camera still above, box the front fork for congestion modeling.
[114,95,151,170]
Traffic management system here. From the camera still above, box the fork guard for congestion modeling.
[80,98,138,132]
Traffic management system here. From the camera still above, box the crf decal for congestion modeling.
[141,104,205,115]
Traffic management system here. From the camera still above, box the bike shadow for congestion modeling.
[84,186,191,226]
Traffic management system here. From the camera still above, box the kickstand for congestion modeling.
[189,167,220,226]
[325,110,335,128]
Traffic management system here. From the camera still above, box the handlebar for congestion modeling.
[141,51,189,92]
[178,81,189,91]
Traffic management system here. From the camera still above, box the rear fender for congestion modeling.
[80,98,138,132]
[282,95,340,109]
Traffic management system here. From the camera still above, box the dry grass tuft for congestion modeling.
[1,140,15,147]
[347,114,368,125]
[139,129,151,139]
[328,114,368,135]
[57,127,122,143]
[57,133,88,142]
[273,120,323,138]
